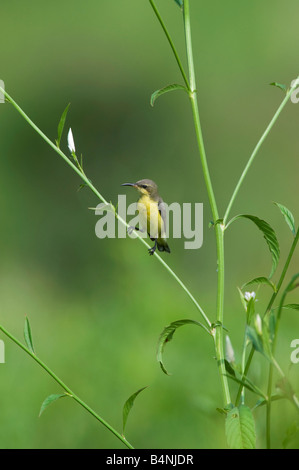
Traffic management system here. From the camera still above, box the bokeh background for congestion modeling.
[0,0,298,449]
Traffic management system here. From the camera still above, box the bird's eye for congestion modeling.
[142,184,148,189]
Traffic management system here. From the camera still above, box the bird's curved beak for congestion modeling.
[121,183,136,187]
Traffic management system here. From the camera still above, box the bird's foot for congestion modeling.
[148,240,157,256]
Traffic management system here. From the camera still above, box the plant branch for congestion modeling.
[148,0,190,90]
[235,227,299,406]
[224,78,299,225]
[183,0,230,406]
[0,324,134,449]
[0,86,211,329]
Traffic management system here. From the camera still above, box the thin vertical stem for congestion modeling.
[183,0,230,406]
[235,228,299,406]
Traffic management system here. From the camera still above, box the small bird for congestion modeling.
[122,179,171,255]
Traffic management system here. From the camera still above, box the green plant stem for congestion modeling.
[0,324,134,449]
[235,227,299,406]
[0,86,210,330]
[183,0,230,406]
[148,0,190,90]
[266,273,299,449]
[224,79,299,226]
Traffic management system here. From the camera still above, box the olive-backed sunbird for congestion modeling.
[122,179,171,255]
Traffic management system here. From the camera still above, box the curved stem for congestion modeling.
[224,79,299,226]
[183,0,230,406]
[148,0,190,90]
[0,324,133,449]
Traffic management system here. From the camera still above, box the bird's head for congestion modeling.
[122,179,159,198]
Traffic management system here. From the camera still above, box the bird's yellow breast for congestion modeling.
[137,194,163,239]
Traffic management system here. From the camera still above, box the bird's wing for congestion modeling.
[158,198,168,236]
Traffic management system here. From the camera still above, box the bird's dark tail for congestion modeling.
[157,241,171,253]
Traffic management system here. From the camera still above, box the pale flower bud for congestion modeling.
[225,335,235,364]
[67,128,76,153]
[255,314,263,336]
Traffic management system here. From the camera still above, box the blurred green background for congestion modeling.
[0,0,298,449]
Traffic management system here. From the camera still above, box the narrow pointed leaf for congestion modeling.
[246,297,256,325]
[274,202,296,236]
[270,82,287,93]
[150,84,188,107]
[24,316,35,354]
[39,393,68,417]
[174,0,183,7]
[122,386,148,435]
[57,103,71,148]
[283,304,299,311]
[242,276,276,292]
[246,325,270,360]
[225,405,256,449]
[252,394,283,411]
[224,374,265,398]
[157,319,209,375]
[229,214,280,279]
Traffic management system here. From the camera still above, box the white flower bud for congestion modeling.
[255,314,263,336]
[67,128,76,153]
[225,335,235,364]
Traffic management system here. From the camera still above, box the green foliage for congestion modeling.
[283,304,299,311]
[24,316,35,354]
[225,405,256,449]
[269,82,287,93]
[122,387,148,436]
[39,394,68,417]
[173,0,183,8]
[157,319,209,375]
[56,103,70,148]
[274,202,296,236]
[150,84,188,107]
[242,276,276,292]
[228,214,280,279]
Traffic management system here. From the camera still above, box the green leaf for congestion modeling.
[56,103,71,148]
[174,0,183,7]
[283,304,299,311]
[150,84,188,107]
[229,214,280,279]
[225,405,256,449]
[122,386,148,436]
[157,319,209,375]
[242,276,276,292]
[39,393,68,417]
[246,325,270,360]
[224,359,236,377]
[283,421,299,449]
[246,297,256,325]
[274,202,296,236]
[252,394,283,411]
[270,82,287,93]
[225,373,266,398]
[24,316,35,354]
